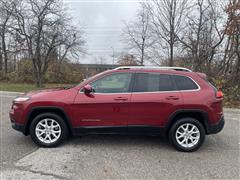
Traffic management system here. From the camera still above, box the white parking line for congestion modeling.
[0,91,23,98]
[0,95,19,98]
[0,91,24,94]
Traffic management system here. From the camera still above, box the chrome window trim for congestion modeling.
[79,73,201,94]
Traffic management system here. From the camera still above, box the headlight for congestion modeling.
[14,96,30,102]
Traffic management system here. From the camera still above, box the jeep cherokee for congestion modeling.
[10,66,224,152]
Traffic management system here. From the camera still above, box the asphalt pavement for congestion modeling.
[0,92,239,180]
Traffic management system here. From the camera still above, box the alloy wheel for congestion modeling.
[35,118,61,144]
[175,123,200,148]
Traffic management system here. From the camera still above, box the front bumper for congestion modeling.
[9,103,28,135]
[11,119,27,135]
[207,116,225,134]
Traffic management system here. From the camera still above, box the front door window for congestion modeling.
[91,73,132,93]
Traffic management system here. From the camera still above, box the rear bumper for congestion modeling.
[207,116,225,134]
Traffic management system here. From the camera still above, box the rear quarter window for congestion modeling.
[173,75,199,90]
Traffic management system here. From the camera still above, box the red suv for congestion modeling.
[10,66,224,152]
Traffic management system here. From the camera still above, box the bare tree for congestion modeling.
[0,0,18,73]
[144,0,189,66]
[54,24,85,78]
[176,0,228,72]
[122,4,154,65]
[117,53,139,66]
[223,0,240,82]
[13,0,85,87]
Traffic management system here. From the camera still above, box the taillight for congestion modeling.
[216,91,224,98]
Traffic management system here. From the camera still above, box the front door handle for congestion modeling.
[166,96,179,100]
[114,97,128,101]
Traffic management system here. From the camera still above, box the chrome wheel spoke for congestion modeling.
[36,128,44,132]
[189,136,194,143]
[52,133,57,138]
[51,120,54,128]
[181,137,187,144]
[191,136,199,140]
[191,131,199,134]
[182,138,189,147]
[37,131,45,137]
[43,134,48,141]
[184,124,189,131]
[38,122,46,128]
[177,133,184,139]
[189,126,195,133]
[44,119,48,126]
[52,130,60,133]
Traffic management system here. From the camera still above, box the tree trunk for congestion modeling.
[33,62,44,88]
[36,71,43,88]
[141,47,144,65]
[169,43,174,66]
[235,47,240,83]
[0,52,2,71]
[13,56,16,71]
[2,33,8,74]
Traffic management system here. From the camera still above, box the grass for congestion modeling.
[0,83,72,92]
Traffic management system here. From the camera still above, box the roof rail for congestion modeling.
[114,66,192,72]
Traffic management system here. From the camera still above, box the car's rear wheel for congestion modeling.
[169,118,205,152]
[30,113,69,147]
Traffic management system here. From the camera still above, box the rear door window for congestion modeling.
[133,73,176,92]
[173,75,199,90]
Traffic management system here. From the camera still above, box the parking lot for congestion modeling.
[0,92,239,180]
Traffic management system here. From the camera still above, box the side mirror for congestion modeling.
[83,84,93,94]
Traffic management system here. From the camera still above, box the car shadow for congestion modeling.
[64,133,230,153]
[66,134,174,150]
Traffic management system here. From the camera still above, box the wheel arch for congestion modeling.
[166,109,210,135]
[25,106,73,135]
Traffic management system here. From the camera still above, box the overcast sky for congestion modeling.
[63,0,140,64]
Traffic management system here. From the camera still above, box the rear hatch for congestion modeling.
[196,72,224,124]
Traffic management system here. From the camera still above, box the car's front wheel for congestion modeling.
[169,118,205,152]
[30,113,69,147]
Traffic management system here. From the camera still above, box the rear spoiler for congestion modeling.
[196,72,207,80]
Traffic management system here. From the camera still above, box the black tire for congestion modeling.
[30,113,69,147]
[169,117,205,152]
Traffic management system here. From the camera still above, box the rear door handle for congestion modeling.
[166,96,179,100]
[114,97,128,101]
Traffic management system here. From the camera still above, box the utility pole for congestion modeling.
[111,46,114,68]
